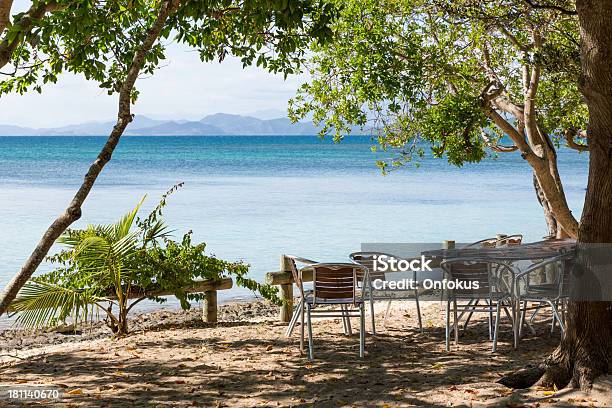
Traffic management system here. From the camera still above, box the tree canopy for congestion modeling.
[290,0,586,237]
[1,0,337,97]
[291,0,584,165]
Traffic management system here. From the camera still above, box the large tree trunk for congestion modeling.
[499,0,612,392]
[0,0,180,316]
[533,173,559,238]
[539,0,612,391]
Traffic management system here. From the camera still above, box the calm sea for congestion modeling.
[0,136,589,325]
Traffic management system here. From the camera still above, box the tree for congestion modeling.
[537,0,612,391]
[0,0,336,315]
[0,0,182,315]
[290,0,586,239]
[290,0,610,390]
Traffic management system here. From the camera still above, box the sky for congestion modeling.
[1,27,308,128]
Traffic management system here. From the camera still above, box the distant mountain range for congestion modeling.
[0,113,354,136]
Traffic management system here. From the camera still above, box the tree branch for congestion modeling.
[497,24,531,52]
[522,0,577,16]
[485,108,533,157]
[0,0,62,69]
[479,42,525,119]
[480,129,519,152]
[523,30,543,156]
[491,94,525,119]
[564,128,589,151]
[0,0,13,34]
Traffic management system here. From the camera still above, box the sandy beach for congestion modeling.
[1,300,609,407]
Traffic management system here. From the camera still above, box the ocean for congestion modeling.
[0,135,589,326]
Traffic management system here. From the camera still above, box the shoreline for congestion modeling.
[0,291,262,331]
[0,298,277,358]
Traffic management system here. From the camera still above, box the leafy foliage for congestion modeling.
[289,0,586,171]
[11,185,278,334]
[0,0,338,97]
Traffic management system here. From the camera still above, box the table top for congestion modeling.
[421,239,576,261]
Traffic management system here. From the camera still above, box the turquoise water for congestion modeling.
[0,136,589,320]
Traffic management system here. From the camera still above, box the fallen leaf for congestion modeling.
[542,391,555,396]
[67,389,83,395]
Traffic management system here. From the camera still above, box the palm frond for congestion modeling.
[112,230,140,258]
[57,230,87,249]
[144,219,173,244]
[11,282,101,329]
[70,236,113,274]
[109,231,141,283]
[114,196,146,240]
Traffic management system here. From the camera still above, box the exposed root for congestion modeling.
[502,302,611,392]
[537,348,572,390]
[497,365,545,389]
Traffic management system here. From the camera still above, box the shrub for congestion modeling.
[11,184,278,335]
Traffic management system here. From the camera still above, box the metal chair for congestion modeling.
[514,253,573,346]
[284,255,356,353]
[283,255,316,338]
[441,258,515,352]
[350,252,423,333]
[299,262,369,359]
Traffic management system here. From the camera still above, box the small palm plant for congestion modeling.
[11,185,279,336]
[11,199,148,335]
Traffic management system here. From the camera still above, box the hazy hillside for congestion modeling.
[0,113,333,136]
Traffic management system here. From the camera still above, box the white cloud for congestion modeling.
[1,42,308,128]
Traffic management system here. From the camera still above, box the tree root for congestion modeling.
[500,301,611,392]
[500,333,609,391]
[497,365,546,389]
